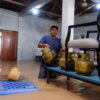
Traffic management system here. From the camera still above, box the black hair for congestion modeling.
[50,26,59,30]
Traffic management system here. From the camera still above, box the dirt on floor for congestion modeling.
[0,61,100,100]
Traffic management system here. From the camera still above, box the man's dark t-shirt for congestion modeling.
[39,35,62,54]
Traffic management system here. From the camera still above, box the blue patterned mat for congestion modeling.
[0,79,39,95]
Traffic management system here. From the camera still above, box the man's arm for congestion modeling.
[38,43,50,48]
[38,36,50,48]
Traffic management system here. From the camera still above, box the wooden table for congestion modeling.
[46,66,100,89]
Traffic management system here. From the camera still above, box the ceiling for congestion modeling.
[0,0,99,20]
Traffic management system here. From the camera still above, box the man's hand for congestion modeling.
[44,44,50,48]
[38,43,50,48]
[61,48,65,51]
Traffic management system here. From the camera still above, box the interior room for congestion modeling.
[0,0,100,100]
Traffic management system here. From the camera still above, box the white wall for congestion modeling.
[0,8,61,61]
[18,15,60,61]
[0,8,19,31]
[74,12,98,38]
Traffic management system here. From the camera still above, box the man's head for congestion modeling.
[50,26,59,38]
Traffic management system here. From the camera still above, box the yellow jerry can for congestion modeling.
[8,67,21,81]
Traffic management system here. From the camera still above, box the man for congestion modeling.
[38,25,62,78]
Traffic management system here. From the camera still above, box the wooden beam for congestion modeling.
[20,0,51,16]
[76,4,96,16]
[51,0,59,11]
[4,0,25,6]
[39,9,61,17]
[23,0,30,6]
[57,4,62,10]
[75,0,82,11]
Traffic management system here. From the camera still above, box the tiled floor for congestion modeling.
[0,61,100,100]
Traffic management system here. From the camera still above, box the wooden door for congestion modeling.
[0,32,2,59]
[0,30,18,61]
